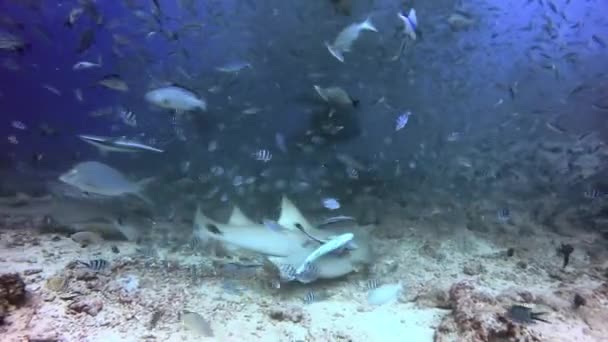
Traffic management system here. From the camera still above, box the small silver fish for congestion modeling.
[119,108,136,127]
[42,84,61,96]
[181,310,214,337]
[7,135,18,144]
[11,120,26,130]
[73,61,101,70]
[397,9,418,40]
[322,197,340,210]
[242,107,261,115]
[215,61,252,73]
[314,85,358,108]
[74,88,84,102]
[78,135,164,154]
[275,133,288,153]
[145,85,206,112]
[446,132,462,142]
[326,17,378,62]
[253,149,272,162]
[395,111,411,131]
[98,74,129,92]
[59,161,153,203]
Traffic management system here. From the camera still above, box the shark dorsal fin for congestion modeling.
[227,206,255,226]
[277,196,316,233]
[194,205,220,232]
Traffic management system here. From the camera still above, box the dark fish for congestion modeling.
[82,0,103,25]
[547,1,557,13]
[65,7,84,28]
[583,189,602,199]
[573,293,586,308]
[568,83,587,97]
[149,309,164,329]
[97,74,129,91]
[38,123,57,137]
[591,35,606,48]
[136,246,158,258]
[507,305,550,324]
[77,29,95,54]
[557,243,573,268]
[318,215,356,227]
[591,102,608,111]
[497,208,510,222]
[78,259,108,271]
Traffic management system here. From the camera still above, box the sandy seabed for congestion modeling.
[1,211,607,342]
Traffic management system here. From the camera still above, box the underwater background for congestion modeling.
[0,0,608,341]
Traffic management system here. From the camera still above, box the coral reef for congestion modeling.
[434,281,542,341]
[0,273,26,324]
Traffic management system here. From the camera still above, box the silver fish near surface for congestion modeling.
[73,61,101,70]
[395,111,412,131]
[314,85,358,108]
[397,9,418,40]
[325,16,378,62]
[253,149,272,162]
[118,108,137,127]
[145,85,207,112]
[215,61,252,73]
[322,197,340,210]
[59,161,154,204]
[78,135,164,154]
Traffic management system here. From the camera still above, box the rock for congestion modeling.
[23,268,43,276]
[419,240,446,261]
[42,293,56,302]
[434,281,542,341]
[0,273,27,305]
[70,231,103,246]
[414,286,451,309]
[0,273,27,326]
[45,276,67,292]
[462,261,485,276]
[68,298,103,316]
[267,305,305,323]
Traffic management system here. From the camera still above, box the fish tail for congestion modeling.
[408,9,418,27]
[136,177,156,189]
[360,17,378,33]
[325,42,345,63]
[134,192,154,206]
